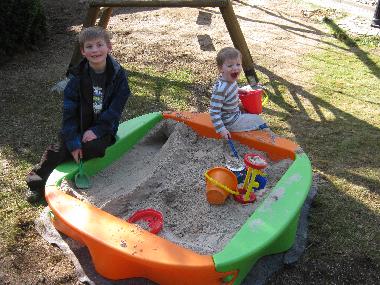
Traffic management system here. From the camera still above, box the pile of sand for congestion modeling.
[62,120,292,255]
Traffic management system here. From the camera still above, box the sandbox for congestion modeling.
[61,119,292,255]
[45,111,312,285]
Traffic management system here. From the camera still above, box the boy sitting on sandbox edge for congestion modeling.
[25,26,132,203]
[209,47,269,140]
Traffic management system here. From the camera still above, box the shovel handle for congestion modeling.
[227,139,239,159]
[79,159,84,175]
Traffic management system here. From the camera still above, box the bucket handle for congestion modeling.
[262,89,269,106]
[204,172,239,195]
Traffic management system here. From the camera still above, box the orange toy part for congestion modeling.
[205,167,238,205]
[163,111,299,161]
[45,186,237,284]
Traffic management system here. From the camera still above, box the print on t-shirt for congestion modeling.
[89,67,106,116]
[93,86,103,114]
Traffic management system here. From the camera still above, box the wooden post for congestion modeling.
[220,2,259,85]
[68,6,101,72]
[98,7,113,28]
[89,0,228,8]
[372,1,380,28]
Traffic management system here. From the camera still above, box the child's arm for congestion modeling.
[210,87,229,139]
[61,78,82,152]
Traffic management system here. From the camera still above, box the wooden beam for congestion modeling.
[89,0,229,8]
[220,2,259,84]
[68,6,101,71]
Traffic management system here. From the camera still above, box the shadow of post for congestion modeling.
[256,63,380,196]
[323,17,380,79]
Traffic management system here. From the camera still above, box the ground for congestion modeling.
[0,0,379,284]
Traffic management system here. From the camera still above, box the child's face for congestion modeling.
[219,56,242,83]
[81,37,111,69]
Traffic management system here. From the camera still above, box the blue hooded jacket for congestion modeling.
[62,55,131,152]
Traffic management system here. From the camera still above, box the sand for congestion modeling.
[61,120,292,255]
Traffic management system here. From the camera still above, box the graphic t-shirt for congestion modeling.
[89,68,106,118]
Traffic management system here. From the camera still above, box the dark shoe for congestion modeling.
[25,188,43,203]
[26,171,45,190]
[258,123,269,130]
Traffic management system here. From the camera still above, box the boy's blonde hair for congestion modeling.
[216,47,242,67]
[78,26,112,49]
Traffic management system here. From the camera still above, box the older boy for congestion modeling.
[26,27,131,202]
[209,47,268,140]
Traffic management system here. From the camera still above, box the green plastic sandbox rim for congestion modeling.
[46,112,164,187]
[214,152,312,284]
[45,112,312,285]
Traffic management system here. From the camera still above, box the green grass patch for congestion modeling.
[0,190,35,245]
[123,65,195,120]
[284,19,380,262]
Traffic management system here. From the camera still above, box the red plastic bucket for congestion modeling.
[239,89,264,114]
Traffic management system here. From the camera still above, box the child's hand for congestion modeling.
[82,130,97,143]
[220,130,231,140]
[71,149,82,163]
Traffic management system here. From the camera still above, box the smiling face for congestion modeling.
[80,37,112,72]
[218,56,242,83]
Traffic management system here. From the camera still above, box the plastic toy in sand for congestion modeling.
[233,188,256,204]
[233,153,268,204]
[204,154,269,205]
[75,159,91,189]
[204,167,239,205]
[226,139,247,183]
[244,153,268,170]
[226,162,246,184]
[127,208,163,234]
[204,165,264,205]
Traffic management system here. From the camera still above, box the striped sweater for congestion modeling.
[209,77,240,133]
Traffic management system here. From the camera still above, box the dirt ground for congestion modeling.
[0,0,378,284]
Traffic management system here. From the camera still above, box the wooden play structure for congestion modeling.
[68,0,260,84]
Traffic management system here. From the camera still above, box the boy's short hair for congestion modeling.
[78,26,112,48]
[216,47,242,67]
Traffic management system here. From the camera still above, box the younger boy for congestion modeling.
[25,26,131,202]
[209,47,268,140]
